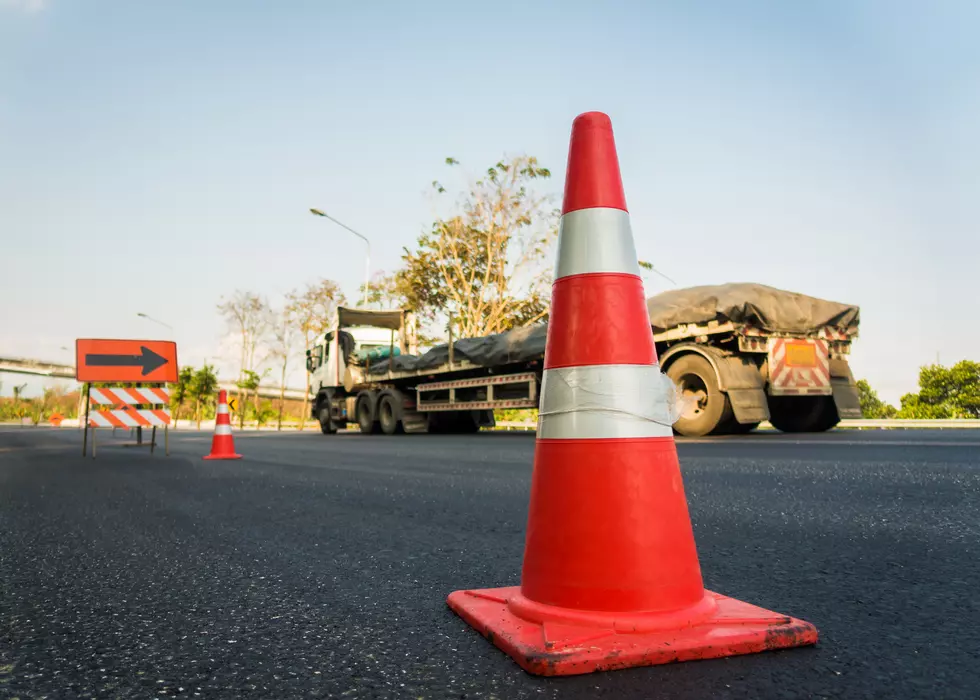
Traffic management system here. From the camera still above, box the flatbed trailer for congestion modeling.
[307,283,862,437]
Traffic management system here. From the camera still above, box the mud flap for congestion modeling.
[829,358,862,420]
[477,409,496,428]
[727,388,770,424]
[712,352,769,425]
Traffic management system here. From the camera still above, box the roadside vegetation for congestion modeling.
[859,360,980,419]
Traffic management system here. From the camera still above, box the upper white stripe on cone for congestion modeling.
[554,208,641,280]
[217,404,229,415]
[537,364,683,440]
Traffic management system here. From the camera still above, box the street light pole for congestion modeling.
[310,208,371,306]
[137,313,174,336]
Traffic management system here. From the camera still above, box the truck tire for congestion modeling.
[316,393,337,434]
[427,411,480,434]
[666,354,733,437]
[378,394,403,435]
[453,411,481,434]
[318,404,337,434]
[356,393,380,434]
[767,396,840,433]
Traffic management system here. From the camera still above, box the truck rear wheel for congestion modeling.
[317,404,337,434]
[666,354,733,437]
[767,396,840,433]
[378,394,403,435]
[356,394,380,434]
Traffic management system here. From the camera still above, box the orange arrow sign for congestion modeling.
[75,339,178,383]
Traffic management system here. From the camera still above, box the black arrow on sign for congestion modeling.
[85,346,169,376]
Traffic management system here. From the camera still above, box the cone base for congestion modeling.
[447,587,817,677]
[203,453,243,460]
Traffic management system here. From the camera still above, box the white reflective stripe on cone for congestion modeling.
[217,404,229,415]
[537,364,680,440]
[215,424,232,436]
[554,207,641,280]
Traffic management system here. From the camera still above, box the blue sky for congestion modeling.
[2,0,977,404]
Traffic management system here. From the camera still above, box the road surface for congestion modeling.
[1,426,978,699]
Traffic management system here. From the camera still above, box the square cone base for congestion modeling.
[447,587,818,677]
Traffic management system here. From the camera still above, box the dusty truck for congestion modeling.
[306,283,862,437]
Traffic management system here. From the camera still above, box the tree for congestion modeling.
[896,360,979,419]
[217,291,272,426]
[170,366,195,426]
[856,379,897,419]
[237,369,265,427]
[360,270,409,310]
[285,279,346,430]
[190,364,219,429]
[269,307,297,430]
[396,155,559,340]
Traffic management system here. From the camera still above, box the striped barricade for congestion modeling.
[85,385,171,457]
[88,386,172,428]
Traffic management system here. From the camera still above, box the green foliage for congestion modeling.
[856,379,897,418]
[0,386,79,424]
[494,407,538,424]
[169,366,195,420]
[190,364,219,427]
[895,360,979,419]
[254,400,277,427]
[237,369,262,393]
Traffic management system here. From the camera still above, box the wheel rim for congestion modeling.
[678,373,708,421]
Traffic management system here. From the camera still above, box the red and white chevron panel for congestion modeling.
[89,407,171,428]
[768,338,831,396]
[90,386,170,405]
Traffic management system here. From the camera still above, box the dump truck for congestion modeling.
[306,283,862,437]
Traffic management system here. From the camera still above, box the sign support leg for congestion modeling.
[82,383,91,456]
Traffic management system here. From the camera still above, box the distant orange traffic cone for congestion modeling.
[446,112,818,676]
[203,389,242,460]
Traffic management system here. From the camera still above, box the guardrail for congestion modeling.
[494,419,980,432]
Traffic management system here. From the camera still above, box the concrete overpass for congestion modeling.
[0,356,76,380]
[0,356,309,401]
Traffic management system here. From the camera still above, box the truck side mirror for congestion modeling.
[306,349,313,372]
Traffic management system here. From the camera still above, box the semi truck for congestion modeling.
[306,283,862,437]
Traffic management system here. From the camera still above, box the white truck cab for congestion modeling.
[306,308,406,395]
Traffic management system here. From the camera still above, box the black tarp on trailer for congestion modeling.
[363,283,860,376]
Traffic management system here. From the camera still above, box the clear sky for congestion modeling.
[2,0,977,404]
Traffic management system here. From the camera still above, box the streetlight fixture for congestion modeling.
[310,208,371,306]
[137,312,174,334]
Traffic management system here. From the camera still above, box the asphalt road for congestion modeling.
[1,426,978,699]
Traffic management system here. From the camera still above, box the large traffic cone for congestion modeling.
[203,390,242,460]
[447,112,818,676]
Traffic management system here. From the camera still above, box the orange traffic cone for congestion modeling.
[203,389,242,460]
[447,112,818,676]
